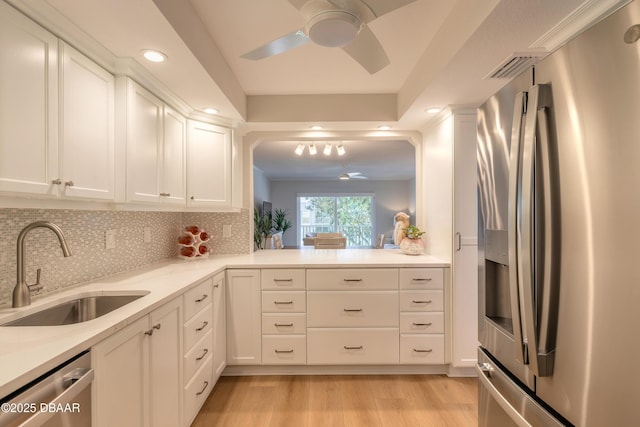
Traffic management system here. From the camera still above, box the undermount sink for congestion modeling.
[2,293,148,326]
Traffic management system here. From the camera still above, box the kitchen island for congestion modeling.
[0,249,449,425]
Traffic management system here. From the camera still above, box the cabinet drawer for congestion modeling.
[307,291,398,327]
[399,290,444,312]
[262,335,306,365]
[262,313,307,334]
[184,329,213,384]
[184,279,213,320]
[262,291,306,312]
[261,269,306,290]
[400,312,445,334]
[307,328,399,365]
[399,268,444,289]
[184,356,213,426]
[307,268,398,290]
[184,304,212,351]
[399,334,445,364]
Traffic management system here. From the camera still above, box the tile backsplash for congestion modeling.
[0,208,250,307]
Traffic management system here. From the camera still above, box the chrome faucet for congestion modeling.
[13,221,73,308]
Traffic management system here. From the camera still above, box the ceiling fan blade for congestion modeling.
[241,29,310,60]
[354,0,417,18]
[341,25,389,74]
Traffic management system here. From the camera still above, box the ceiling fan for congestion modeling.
[339,172,367,180]
[240,0,417,74]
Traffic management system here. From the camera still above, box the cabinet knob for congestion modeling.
[152,323,161,330]
[51,178,62,185]
[190,196,195,200]
[64,181,74,187]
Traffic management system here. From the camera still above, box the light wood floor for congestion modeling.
[192,374,478,427]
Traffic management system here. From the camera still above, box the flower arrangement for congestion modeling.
[402,225,425,240]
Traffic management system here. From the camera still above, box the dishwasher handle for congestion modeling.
[16,367,94,427]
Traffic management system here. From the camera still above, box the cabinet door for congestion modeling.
[126,79,163,203]
[186,120,231,208]
[161,106,186,204]
[212,272,227,381]
[149,298,183,427]
[226,269,261,365]
[59,42,114,200]
[92,316,149,427]
[452,244,478,367]
[0,2,58,196]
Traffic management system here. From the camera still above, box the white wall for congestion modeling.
[269,179,414,247]
[253,166,271,212]
[421,113,454,260]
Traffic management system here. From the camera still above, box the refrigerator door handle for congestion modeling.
[521,84,557,377]
[508,91,528,364]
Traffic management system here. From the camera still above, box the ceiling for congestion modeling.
[9,0,624,180]
[254,139,415,181]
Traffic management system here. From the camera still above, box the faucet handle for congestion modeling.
[29,268,43,294]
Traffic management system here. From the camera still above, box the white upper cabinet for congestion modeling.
[187,120,232,208]
[0,3,115,201]
[59,42,115,200]
[124,78,186,205]
[0,1,58,196]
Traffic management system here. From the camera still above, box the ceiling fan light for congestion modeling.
[295,144,305,156]
[307,11,361,47]
[323,144,332,156]
[339,173,350,180]
[309,143,317,155]
[336,144,346,156]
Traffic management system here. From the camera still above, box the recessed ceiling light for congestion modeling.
[203,108,219,115]
[142,49,167,63]
[377,125,391,130]
[426,107,442,114]
[310,125,323,130]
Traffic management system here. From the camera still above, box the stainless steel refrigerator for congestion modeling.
[477,1,640,425]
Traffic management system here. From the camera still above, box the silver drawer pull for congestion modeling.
[413,348,433,353]
[214,284,219,288]
[195,321,209,332]
[412,278,432,282]
[152,323,161,330]
[274,300,293,305]
[344,345,363,350]
[159,192,171,197]
[275,349,294,354]
[412,322,433,326]
[196,348,209,361]
[343,308,363,312]
[275,323,294,327]
[196,381,209,396]
[273,278,293,282]
[51,178,62,185]
[412,300,432,304]
[343,278,363,282]
[64,180,74,187]
[195,294,208,303]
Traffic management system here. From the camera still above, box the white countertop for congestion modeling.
[0,249,448,397]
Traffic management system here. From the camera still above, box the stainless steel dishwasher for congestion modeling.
[0,350,93,426]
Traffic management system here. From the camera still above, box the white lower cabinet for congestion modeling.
[212,272,227,382]
[182,277,213,426]
[92,297,182,427]
[399,268,446,365]
[307,328,399,365]
[226,269,262,365]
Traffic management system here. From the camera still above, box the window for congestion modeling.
[298,195,374,248]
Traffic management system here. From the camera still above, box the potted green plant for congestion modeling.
[272,208,292,243]
[400,225,425,255]
[253,208,273,250]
